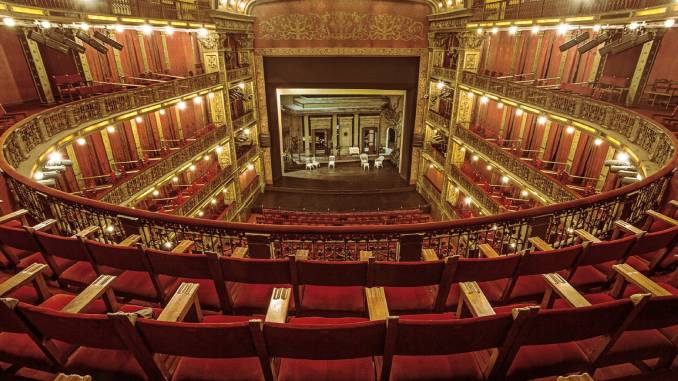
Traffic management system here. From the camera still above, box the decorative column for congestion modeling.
[160,32,171,72]
[65,145,85,189]
[173,107,185,140]
[137,32,150,72]
[566,129,582,167]
[18,28,55,104]
[625,35,661,105]
[303,115,311,156]
[208,89,227,125]
[99,129,117,171]
[129,119,145,159]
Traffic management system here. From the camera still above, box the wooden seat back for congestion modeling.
[367,260,444,287]
[577,235,636,266]
[34,231,90,262]
[294,259,368,287]
[451,254,522,282]
[84,240,148,272]
[220,256,291,284]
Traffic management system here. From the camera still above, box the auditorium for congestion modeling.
[0,0,677,380]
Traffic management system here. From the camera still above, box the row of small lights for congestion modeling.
[1,17,210,37]
[194,161,254,219]
[477,19,675,36]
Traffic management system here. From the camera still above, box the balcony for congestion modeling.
[4,0,210,21]
[427,110,451,134]
[236,144,258,168]
[449,164,503,215]
[424,144,447,167]
[232,110,255,131]
[471,0,673,22]
[431,67,456,83]
[227,66,252,83]
[174,165,235,216]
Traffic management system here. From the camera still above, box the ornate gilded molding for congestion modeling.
[257,12,425,41]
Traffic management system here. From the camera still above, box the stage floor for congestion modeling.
[254,162,428,212]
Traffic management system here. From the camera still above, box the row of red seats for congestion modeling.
[256,209,429,226]
[52,74,125,101]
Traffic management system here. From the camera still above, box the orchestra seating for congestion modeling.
[0,206,677,380]
[255,208,429,225]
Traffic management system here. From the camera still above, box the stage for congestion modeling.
[253,162,428,212]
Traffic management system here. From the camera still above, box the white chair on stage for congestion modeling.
[360,153,370,171]
[304,157,316,170]
[328,155,336,169]
[374,155,384,169]
[311,157,320,169]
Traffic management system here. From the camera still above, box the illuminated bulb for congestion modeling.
[497,102,504,109]
[76,137,86,146]
[510,242,516,248]
[486,165,492,171]
[616,152,630,162]
[476,27,483,35]
[203,154,210,161]
[106,125,116,133]
[159,109,166,116]
[454,187,459,192]
[3,17,16,27]
[628,22,639,30]
[177,101,187,110]
[665,19,675,28]
[34,171,44,180]
[48,152,62,163]
[636,174,643,180]
[193,96,202,105]
[592,24,601,32]
[197,28,209,37]
[152,190,160,196]
[537,115,548,125]
[237,1,245,10]
[247,163,254,170]
[189,164,196,171]
[491,27,498,34]
[467,92,474,99]
[135,116,143,123]
[464,196,472,205]
[508,26,518,35]
[211,198,217,204]
[531,25,540,34]
[436,81,445,89]
[40,20,51,29]
[163,242,173,249]
[208,92,215,99]
[492,224,498,230]
[557,23,569,35]
[429,164,434,168]
[172,176,179,182]
[106,225,115,233]
[460,147,466,152]
[80,23,89,31]
[515,108,524,116]
[594,138,603,146]
[566,126,575,134]
[447,0,452,5]
[244,128,250,135]
[215,145,223,154]
[238,82,245,89]
[438,2,443,7]
[501,176,509,184]
[141,24,152,35]
[164,25,174,35]
[480,95,489,104]
[198,211,204,217]
[114,24,124,33]
[521,190,529,197]
[471,155,479,162]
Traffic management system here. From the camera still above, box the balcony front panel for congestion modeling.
[227,66,253,83]
[175,165,235,216]
[431,67,456,83]
[427,110,451,134]
[449,164,503,215]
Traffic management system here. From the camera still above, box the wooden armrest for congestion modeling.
[0,209,28,225]
[30,219,57,232]
[265,287,291,323]
[365,287,389,321]
[359,250,374,261]
[528,236,553,251]
[75,226,100,238]
[646,210,678,227]
[0,263,49,298]
[614,220,644,236]
[62,275,118,314]
[478,243,499,258]
[457,281,495,318]
[422,249,438,261]
[54,374,92,381]
[117,234,141,247]
[171,240,195,253]
[542,273,591,308]
[295,249,309,261]
[231,247,247,258]
[557,374,593,381]
[157,282,202,322]
[574,229,601,243]
[612,263,671,297]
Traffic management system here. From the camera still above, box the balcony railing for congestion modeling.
[427,110,451,133]
[227,66,252,83]
[174,165,234,216]
[232,110,255,131]
[236,145,258,168]
[100,125,228,206]
[4,0,210,21]
[431,67,456,82]
[424,144,447,167]
[471,0,673,21]
[0,69,675,260]
[449,164,503,215]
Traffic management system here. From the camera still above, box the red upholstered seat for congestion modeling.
[57,262,107,288]
[278,357,375,381]
[626,226,678,274]
[370,261,444,313]
[299,285,364,316]
[505,342,590,381]
[111,270,177,302]
[17,252,74,279]
[293,260,367,316]
[220,256,293,314]
[596,330,675,367]
[570,264,609,289]
[172,357,265,381]
[389,352,485,381]
[228,282,295,314]
[383,286,438,313]
[64,347,148,380]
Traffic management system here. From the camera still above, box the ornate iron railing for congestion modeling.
[460,71,675,167]
[174,165,235,216]
[449,164,504,215]
[424,144,447,168]
[100,125,229,205]
[471,0,673,21]
[227,66,252,83]
[453,125,579,203]
[427,110,451,133]
[431,66,456,83]
[232,110,255,131]
[0,71,675,261]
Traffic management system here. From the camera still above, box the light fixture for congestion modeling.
[497,102,504,109]
[48,152,63,163]
[436,81,445,89]
[114,24,124,33]
[467,92,474,99]
[3,17,16,27]
[76,137,86,146]
[515,108,524,116]
[203,154,210,161]
[238,82,246,89]
[208,92,215,99]
[491,27,498,34]
[164,25,174,35]
[594,138,603,146]
[476,28,483,35]
[106,125,116,133]
[197,28,209,37]
[177,101,187,110]
[215,145,223,154]
[152,190,160,196]
[566,126,575,134]
[211,198,217,204]
[636,174,643,180]
[628,22,639,30]
[172,176,179,182]
[616,152,630,162]
[501,176,509,184]
[34,171,44,180]
[106,225,115,233]
[537,115,548,125]
[486,165,492,171]
[471,155,479,162]
[189,164,196,171]
[159,109,166,116]
[198,211,204,217]
[508,26,518,35]
[521,190,529,197]
[665,19,675,28]
[244,128,250,135]
[429,164,434,168]
[592,24,601,32]
[80,23,90,31]
[480,95,489,104]
[40,20,51,29]
[247,163,254,170]
[460,147,466,152]
[163,242,173,249]
[531,25,540,34]
[193,96,202,105]
[557,23,569,35]
[464,196,472,205]
[141,24,152,35]
[447,0,452,6]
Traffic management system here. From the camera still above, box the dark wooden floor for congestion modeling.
[254,162,428,212]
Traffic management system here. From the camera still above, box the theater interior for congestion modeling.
[0,0,678,380]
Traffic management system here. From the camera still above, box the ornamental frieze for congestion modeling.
[257,12,425,41]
